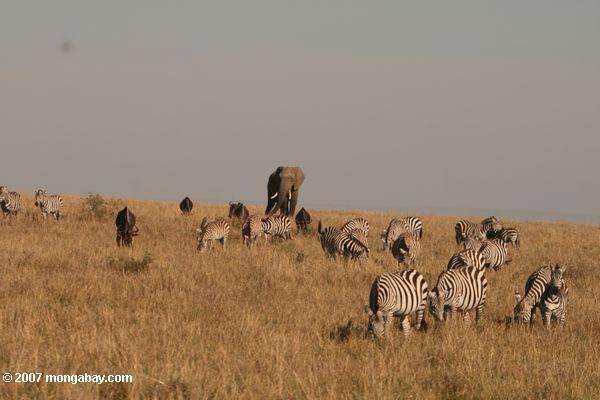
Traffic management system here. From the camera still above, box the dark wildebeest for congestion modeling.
[115,207,139,247]
[295,207,311,233]
[179,197,193,215]
[228,202,249,224]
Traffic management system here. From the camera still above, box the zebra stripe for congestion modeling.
[391,233,421,266]
[197,217,230,252]
[446,249,485,270]
[488,227,520,248]
[540,265,568,327]
[341,217,370,237]
[0,186,21,215]
[429,265,488,324]
[262,215,292,240]
[34,188,63,220]
[454,216,501,248]
[241,215,264,247]
[513,265,553,324]
[380,216,423,251]
[478,238,511,271]
[367,269,429,337]
[317,221,369,261]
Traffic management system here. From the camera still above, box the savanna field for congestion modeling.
[1,194,599,399]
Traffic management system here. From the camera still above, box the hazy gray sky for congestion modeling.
[1,1,599,216]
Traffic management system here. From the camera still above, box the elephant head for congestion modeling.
[265,166,305,217]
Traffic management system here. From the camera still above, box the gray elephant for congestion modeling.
[265,166,305,217]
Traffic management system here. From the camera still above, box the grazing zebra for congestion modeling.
[366,269,429,337]
[446,249,486,270]
[454,216,502,248]
[341,217,370,237]
[179,197,193,215]
[318,221,339,258]
[241,215,264,247]
[478,238,511,270]
[262,215,292,241]
[380,216,423,251]
[391,233,421,266]
[488,227,520,248]
[197,217,230,252]
[33,188,63,220]
[295,207,311,232]
[540,265,568,327]
[0,186,21,215]
[429,265,488,324]
[513,265,554,324]
[228,202,249,224]
[337,230,370,261]
[317,221,369,261]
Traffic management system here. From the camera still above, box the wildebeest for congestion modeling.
[179,197,193,215]
[115,207,139,247]
[228,202,249,224]
[295,207,311,232]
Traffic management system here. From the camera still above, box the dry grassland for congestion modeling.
[0,194,599,399]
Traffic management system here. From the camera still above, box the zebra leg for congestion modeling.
[55,211,60,221]
[400,315,411,335]
[462,312,472,326]
[557,311,566,328]
[530,305,538,324]
[475,303,485,323]
[415,308,424,330]
[542,309,551,327]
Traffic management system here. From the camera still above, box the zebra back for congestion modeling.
[337,230,370,261]
[514,265,553,323]
[318,221,341,258]
[478,238,510,270]
[447,249,485,270]
[0,186,21,214]
[262,215,292,239]
[341,218,369,237]
[430,265,487,320]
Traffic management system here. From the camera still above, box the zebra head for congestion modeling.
[551,265,566,289]
[365,306,387,338]
[34,188,46,207]
[428,289,445,322]
[512,291,531,324]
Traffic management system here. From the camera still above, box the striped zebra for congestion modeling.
[454,216,502,248]
[380,216,423,251]
[262,215,292,241]
[366,269,429,337]
[0,186,21,215]
[488,227,520,248]
[446,249,486,270]
[429,265,488,324]
[317,221,369,261]
[241,215,264,247]
[513,265,553,324]
[341,217,370,237]
[391,232,421,266]
[196,217,230,252]
[478,238,511,271]
[34,188,64,220]
[540,265,568,327]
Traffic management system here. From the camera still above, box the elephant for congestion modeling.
[265,166,305,217]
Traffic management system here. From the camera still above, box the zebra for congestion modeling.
[513,265,553,324]
[429,265,488,324]
[337,230,370,261]
[228,202,249,224]
[540,265,568,327]
[261,215,292,241]
[391,232,421,266]
[478,238,511,271]
[366,269,429,337]
[446,249,486,270]
[34,188,64,220]
[380,216,423,251]
[0,186,21,215]
[196,217,230,252]
[488,227,520,248]
[317,221,369,261]
[454,216,502,248]
[341,217,370,237]
[241,215,264,247]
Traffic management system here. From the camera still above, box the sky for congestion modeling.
[1,1,599,218]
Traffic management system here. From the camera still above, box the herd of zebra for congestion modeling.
[0,186,568,337]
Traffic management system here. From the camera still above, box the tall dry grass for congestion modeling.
[0,194,598,399]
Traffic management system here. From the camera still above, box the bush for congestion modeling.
[108,252,152,274]
[84,193,109,220]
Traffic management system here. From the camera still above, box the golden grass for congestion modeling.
[0,194,599,399]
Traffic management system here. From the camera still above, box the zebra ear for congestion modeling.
[364,305,373,316]
[428,291,436,300]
